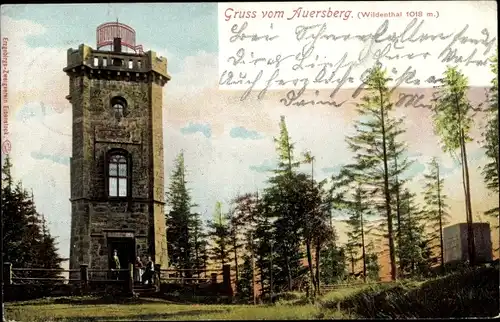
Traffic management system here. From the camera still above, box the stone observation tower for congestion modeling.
[63,22,170,273]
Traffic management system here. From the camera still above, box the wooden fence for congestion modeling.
[320,280,393,292]
[3,262,232,297]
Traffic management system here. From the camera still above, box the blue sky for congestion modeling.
[1,3,217,74]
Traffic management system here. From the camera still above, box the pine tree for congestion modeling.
[36,214,65,279]
[1,156,63,278]
[386,126,413,278]
[254,199,274,297]
[431,66,477,265]
[345,63,401,280]
[191,212,208,277]
[232,193,259,300]
[262,116,304,291]
[2,157,28,266]
[422,157,450,272]
[335,176,374,282]
[397,189,429,277]
[481,52,499,228]
[312,209,333,294]
[227,207,244,286]
[165,151,196,273]
[207,201,231,267]
[365,245,380,281]
[319,232,346,285]
[236,253,255,302]
[301,151,317,292]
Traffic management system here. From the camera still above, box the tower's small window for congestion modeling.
[108,154,128,197]
[112,58,123,66]
[113,102,124,118]
[110,96,127,120]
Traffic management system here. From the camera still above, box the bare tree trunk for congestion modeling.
[360,210,367,283]
[437,165,445,273]
[350,252,355,275]
[306,240,316,296]
[233,238,239,286]
[394,155,402,278]
[461,131,476,266]
[270,241,274,300]
[314,238,321,294]
[251,234,256,305]
[454,89,475,267]
[379,87,397,281]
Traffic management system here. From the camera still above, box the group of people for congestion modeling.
[134,255,155,284]
[111,250,155,284]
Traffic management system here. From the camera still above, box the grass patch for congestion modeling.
[8,268,495,321]
[5,296,345,321]
[323,266,499,318]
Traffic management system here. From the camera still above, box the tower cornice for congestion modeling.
[63,44,171,84]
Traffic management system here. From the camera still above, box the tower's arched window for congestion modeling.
[113,103,124,118]
[110,96,127,120]
[108,154,128,197]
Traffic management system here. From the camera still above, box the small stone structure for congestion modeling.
[63,23,171,276]
[443,222,493,264]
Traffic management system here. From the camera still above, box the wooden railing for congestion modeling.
[320,280,393,291]
[4,262,234,297]
[158,268,223,283]
[156,265,233,296]
[4,262,139,294]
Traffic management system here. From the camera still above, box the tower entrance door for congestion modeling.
[108,236,135,280]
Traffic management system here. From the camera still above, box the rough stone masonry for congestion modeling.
[63,41,171,276]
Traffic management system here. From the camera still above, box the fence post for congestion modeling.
[222,264,233,298]
[154,264,161,291]
[128,263,134,294]
[80,264,88,293]
[211,273,217,284]
[3,262,12,286]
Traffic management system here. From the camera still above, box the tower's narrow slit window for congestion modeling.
[109,155,128,197]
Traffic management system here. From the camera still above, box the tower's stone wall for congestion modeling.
[65,43,170,271]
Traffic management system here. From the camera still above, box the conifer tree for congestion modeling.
[344,63,402,280]
[232,193,259,298]
[347,184,373,282]
[165,151,196,273]
[431,66,477,265]
[319,229,346,285]
[261,116,304,291]
[254,199,274,297]
[207,201,231,267]
[397,189,429,277]
[386,127,412,277]
[236,253,255,302]
[481,52,499,227]
[365,244,380,281]
[227,207,244,285]
[191,212,209,276]
[1,156,63,276]
[422,157,450,272]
